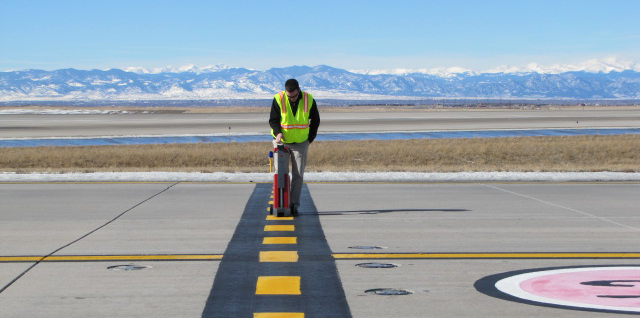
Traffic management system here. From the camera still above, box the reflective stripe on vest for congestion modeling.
[279,92,286,115]
[280,124,310,129]
[279,91,309,114]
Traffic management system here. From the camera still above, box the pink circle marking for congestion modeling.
[520,269,640,308]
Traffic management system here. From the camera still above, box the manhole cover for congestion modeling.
[365,288,413,296]
[348,246,387,250]
[107,265,151,271]
[356,262,399,268]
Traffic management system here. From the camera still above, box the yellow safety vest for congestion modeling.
[271,90,313,143]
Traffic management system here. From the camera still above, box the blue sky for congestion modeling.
[1,0,639,71]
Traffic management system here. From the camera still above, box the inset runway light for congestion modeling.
[356,262,398,268]
[365,288,413,296]
[107,264,151,271]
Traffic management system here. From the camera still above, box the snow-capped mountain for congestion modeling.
[1,64,640,101]
[350,57,640,77]
[123,64,231,74]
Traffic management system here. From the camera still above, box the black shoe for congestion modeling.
[291,205,299,216]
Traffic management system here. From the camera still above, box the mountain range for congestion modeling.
[1,65,640,102]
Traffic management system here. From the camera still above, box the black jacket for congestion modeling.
[268,93,320,143]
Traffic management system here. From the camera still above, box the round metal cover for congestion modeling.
[356,262,399,268]
[365,288,413,296]
[107,265,151,271]
[348,246,387,250]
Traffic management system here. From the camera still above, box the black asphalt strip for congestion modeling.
[201,183,352,318]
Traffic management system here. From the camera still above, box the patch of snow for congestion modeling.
[1,172,638,182]
[0,109,129,115]
[67,81,85,87]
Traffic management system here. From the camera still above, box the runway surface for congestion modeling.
[2,182,640,317]
[2,109,640,138]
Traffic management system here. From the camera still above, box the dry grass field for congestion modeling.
[1,135,638,173]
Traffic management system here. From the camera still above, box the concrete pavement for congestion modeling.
[1,182,639,317]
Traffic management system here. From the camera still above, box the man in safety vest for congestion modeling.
[269,78,320,216]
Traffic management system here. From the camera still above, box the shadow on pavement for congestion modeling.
[311,208,471,215]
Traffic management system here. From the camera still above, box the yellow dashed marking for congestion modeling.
[254,313,304,318]
[256,276,301,295]
[266,215,294,221]
[260,251,299,262]
[264,225,295,232]
[263,237,298,245]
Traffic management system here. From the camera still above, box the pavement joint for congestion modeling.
[0,182,180,295]
[482,183,640,232]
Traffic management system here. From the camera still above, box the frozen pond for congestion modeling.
[2,128,639,148]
